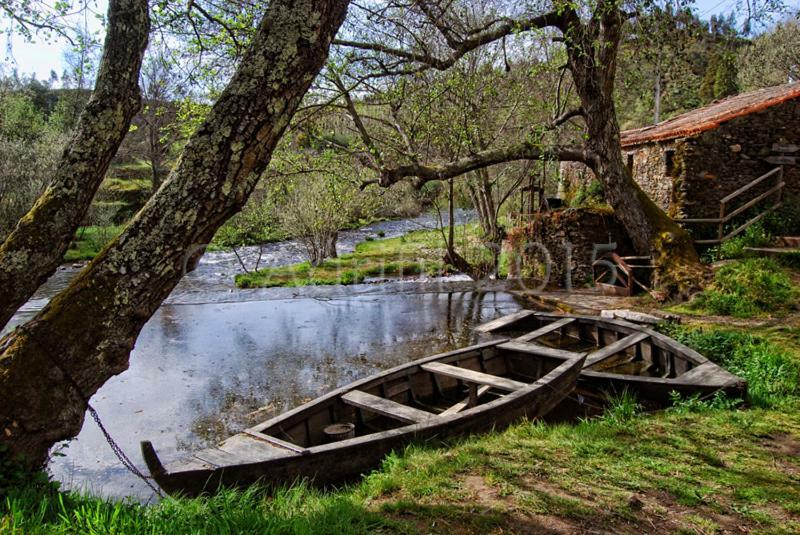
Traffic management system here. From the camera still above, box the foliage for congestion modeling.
[0,124,67,241]
[689,258,797,318]
[738,17,800,90]
[661,324,800,408]
[272,148,382,266]
[570,179,605,208]
[668,391,743,414]
[711,222,772,260]
[700,50,738,103]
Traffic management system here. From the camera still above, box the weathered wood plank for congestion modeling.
[440,385,492,416]
[193,447,242,468]
[243,429,307,454]
[342,390,435,423]
[585,332,650,367]
[475,310,536,332]
[499,341,585,361]
[421,362,527,392]
[677,362,742,386]
[515,318,576,342]
[217,435,286,462]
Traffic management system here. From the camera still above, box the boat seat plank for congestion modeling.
[498,341,585,360]
[475,310,536,332]
[440,385,492,416]
[342,390,435,424]
[585,332,649,368]
[515,318,576,342]
[421,362,527,392]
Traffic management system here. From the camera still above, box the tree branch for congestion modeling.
[376,141,594,187]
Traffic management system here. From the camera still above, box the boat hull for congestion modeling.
[143,341,585,496]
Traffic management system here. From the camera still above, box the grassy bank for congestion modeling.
[236,226,462,288]
[671,258,800,319]
[4,320,799,533]
[64,225,123,262]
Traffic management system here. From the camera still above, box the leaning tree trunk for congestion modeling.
[0,0,150,330]
[564,5,704,297]
[0,0,349,468]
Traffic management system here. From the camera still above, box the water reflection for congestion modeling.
[48,289,523,500]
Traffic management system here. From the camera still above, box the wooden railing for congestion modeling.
[673,166,785,245]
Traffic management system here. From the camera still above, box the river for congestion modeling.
[7,211,526,501]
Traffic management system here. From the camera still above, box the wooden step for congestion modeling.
[421,362,527,392]
[342,390,435,424]
[584,332,649,368]
[515,317,575,343]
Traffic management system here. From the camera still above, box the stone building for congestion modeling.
[561,82,800,220]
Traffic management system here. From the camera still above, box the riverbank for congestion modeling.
[4,313,799,533]
[235,225,466,288]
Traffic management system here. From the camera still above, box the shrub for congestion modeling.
[692,258,797,318]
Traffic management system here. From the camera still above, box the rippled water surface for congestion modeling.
[8,211,527,500]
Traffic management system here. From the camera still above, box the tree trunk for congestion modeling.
[0,0,150,330]
[564,6,704,297]
[0,0,349,468]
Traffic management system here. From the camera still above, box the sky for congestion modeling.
[2,0,799,82]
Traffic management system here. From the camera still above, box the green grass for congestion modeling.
[236,227,462,288]
[4,323,800,533]
[64,225,122,262]
[681,258,798,318]
[662,323,800,409]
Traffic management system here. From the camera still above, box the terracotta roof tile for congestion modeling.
[620,82,800,147]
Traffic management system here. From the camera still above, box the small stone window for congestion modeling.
[664,149,675,176]
[626,153,634,174]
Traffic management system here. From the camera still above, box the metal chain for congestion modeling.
[86,404,164,498]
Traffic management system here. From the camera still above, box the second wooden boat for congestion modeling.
[142,339,585,496]
[476,310,747,407]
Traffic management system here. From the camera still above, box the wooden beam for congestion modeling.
[342,390,435,424]
[515,317,576,342]
[421,362,527,392]
[720,167,782,204]
[500,340,585,360]
[722,182,785,222]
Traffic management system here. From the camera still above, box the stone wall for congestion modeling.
[512,208,635,289]
[676,101,800,220]
[624,140,680,214]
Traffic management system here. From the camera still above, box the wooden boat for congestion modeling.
[476,310,746,407]
[141,340,586,496]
